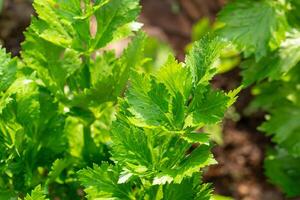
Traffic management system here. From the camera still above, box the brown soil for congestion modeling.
[0,0,298,200]
[140,0,224,60]
[0,0,33,56]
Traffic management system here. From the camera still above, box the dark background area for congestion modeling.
[0,0,298,199]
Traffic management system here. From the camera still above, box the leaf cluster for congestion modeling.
[217,0,300,196]
[78,36,238,199]
[1,0,142,198]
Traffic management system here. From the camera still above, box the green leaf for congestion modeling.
[268,30,300,77]
[12,79,40,130]
[0,48,17,92]
[218,0,287,59]
[22,32,82,95]
[92,0,140,49]
[242,30,300,86]
[189,86,231,126]
[111,119,153,172]
[260,104,300,156]
[265,148,300,197]
[110,117,215,185]
[161,174,212,200]
[157,144,215,184]
[127,71,173,128]
[47,158,72,184]
[186,35,225,85]
[156,56,192,99]
[78,163,134,200]
[30,0,75,48]
[22,185,48,200]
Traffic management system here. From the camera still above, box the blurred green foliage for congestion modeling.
[187,17,241,74]
[217,0,300,196]
[142,37,174,73]
[0,0,3,13]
